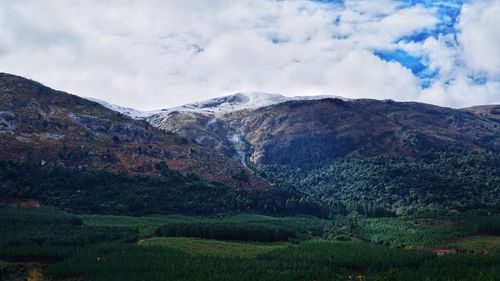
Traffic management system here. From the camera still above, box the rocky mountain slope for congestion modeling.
[0,73,269,189]
[145,96,499,167]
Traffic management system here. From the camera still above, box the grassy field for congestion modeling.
[446,235,500,254]
[140,237,288,258]
[356,216,500,248]
[356,217,463,247]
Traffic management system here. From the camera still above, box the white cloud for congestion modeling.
[324,50,421,100]
[419,76,500,108]
[458,0,500,78]
[0,0,498,109]
[417,0,500,107]
[341,4,438,50]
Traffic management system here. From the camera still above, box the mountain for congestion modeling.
[145,97,499,166]
[141,96,500,216]
[140,93,347,160]
[3,72,498,216]
[0,73,269,189]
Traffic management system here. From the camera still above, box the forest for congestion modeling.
[1,208,499,281]
[0,160,325,217]
[153,222,296,242]
[2,152,500,219]
[259,152,500,216]
[1,153,499,280]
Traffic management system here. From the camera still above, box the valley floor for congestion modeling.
[1,207,499,281]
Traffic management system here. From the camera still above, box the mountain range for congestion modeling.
[1,73,499,216]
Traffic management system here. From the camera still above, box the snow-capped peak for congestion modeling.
[165,92,290,113]
[88,92,348,119]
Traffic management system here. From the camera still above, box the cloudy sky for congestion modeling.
[1,0,499,110]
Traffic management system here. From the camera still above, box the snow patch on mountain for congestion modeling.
[165,92,348,114]
[87,98,160,120]
[165,92,288,113]
[88,92,348,119]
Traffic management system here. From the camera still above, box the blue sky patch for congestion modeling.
[399,30,432,43]
[374,49,426,74]
[468,74,488,85]
[396,0,467,43]
[374,49,441,88]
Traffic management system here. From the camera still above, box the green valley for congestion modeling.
[1,208,499,281]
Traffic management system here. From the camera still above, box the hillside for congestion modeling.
[463,104,500,123]
[147,97,499,166]
[226,98,499,165]
[0,73,269,189]
[145,96,500,215]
